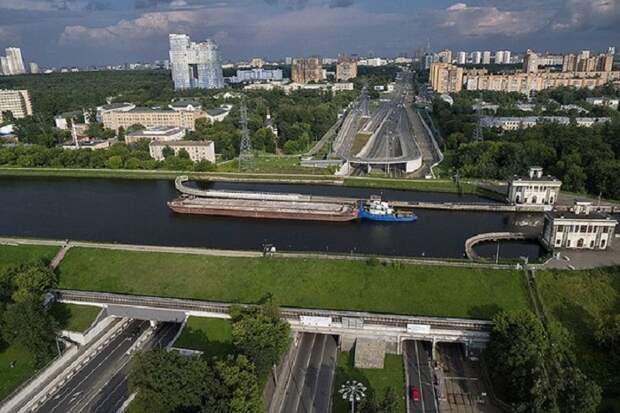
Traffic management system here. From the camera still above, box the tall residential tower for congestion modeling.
[169,34,225,90]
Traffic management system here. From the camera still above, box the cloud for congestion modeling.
[0,27,21,43]
[59,10,198,46]
[551,0,620,31]
[329,0,354,8]
[435,2,549,36]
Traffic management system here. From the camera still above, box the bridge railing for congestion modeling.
[53,289,493,332]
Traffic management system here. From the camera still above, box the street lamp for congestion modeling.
[339,380,367,413]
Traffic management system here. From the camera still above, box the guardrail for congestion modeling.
[53,289,493,332]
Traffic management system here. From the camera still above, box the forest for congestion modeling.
[431,88,620,199]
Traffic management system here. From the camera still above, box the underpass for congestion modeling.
[404,340,439,413]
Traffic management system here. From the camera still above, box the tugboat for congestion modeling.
[358,196,417,222]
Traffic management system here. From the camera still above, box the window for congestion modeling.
[603,227,609,233]
[587,226,593,233]
[556,239,561,246]
[601,240,606,249]
[577,238,584,248]
[590,240,594,248]
[580,225,587,233]
[557,225,564,232]
[567,240,571,247]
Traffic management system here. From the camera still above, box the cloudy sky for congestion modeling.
[0,0,618,67]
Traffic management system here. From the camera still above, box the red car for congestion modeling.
[410,386,420,401]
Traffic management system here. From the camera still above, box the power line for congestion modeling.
[238,95,254,171]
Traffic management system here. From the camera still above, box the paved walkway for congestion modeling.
[542,243,620,270]
[0,237,518,270]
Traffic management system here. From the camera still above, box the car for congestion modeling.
[410,386,420,401]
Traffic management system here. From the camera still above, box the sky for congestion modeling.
[0,0,618,67]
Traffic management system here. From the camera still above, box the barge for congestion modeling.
[168,195,358,222]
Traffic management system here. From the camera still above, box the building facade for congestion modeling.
[149,140,215,163]
[336,58,358,81]
[102,107,206,132]
[481,116,610,130]
[291,57,324,84]
[0,89,33,122]
[169,34,225,90]
[125,126,185,144]
[542,202,617,250]
[508,167,561,208]
[230,68,283,83]
[429,62,464,94]
[0,48,26,75]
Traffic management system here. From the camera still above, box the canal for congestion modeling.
[0,177,545,259]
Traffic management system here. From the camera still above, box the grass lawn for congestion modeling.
[174,317,234,357]
[332,352,405,413]
[216,155,330,175]
[536,267,619,397]
[344,177,478,194]
[50,303,101,332]
[57,248,528,319]
[0,244,58,272]
[351,132,372,155]
[0,343,39,401]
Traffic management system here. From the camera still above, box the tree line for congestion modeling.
[432,89,620,199]
[487,310,602,413]
[129,303,290,413]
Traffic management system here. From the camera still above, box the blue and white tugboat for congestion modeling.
[358,196,417,222]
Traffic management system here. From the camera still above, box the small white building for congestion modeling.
[508,167,561,209]
[206,107,231,123]
[168,99,202,112]
[149,140,215,163]
[125,126,185,144]
[62,139,114,151]
[586,97,619,110]
[542,201,617,250]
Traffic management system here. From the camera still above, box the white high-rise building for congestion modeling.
[0,47,26,75]
[472,51,482,64]
[5,48,26,75]
[495,51,504,64]
[457,51,467,65]
[29,62,39,74]
[503,51,512,64]
[169,34,225,90]
[482,51,491,65]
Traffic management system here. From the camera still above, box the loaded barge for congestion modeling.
[168,195,358,222]
[168,176,416,223]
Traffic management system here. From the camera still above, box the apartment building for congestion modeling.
[0,89,33,122]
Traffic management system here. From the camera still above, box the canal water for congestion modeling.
[0,177,545,259]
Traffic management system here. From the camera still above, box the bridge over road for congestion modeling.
[54,289,493,356]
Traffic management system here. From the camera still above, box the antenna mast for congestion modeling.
[238,96,254,170]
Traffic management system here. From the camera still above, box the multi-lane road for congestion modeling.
[404,340,439,413]
[36,320,181,413]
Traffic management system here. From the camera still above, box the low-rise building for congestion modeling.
[586,97,619,110]
[481,116,610,130]
[102,107,206,132]
[169,99,202,112]
[62,139,114,150]
[125,126,185,144]
[230,68,283,83]
[96,102,135,122]
[54,111,88,129]
[508,167,561,209]
[206,107,231,123]
[542,201,617,250]
[0,89,33,122]
[149,140,215,163]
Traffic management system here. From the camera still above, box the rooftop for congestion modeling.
[150,139,213,147]
[127,126,183,136]
[206,108,229,116]
[547,211,617,221]
[100,102,134,111]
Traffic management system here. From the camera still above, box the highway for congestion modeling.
[404,340,438,413]
[277,333,338,413]
[333,70,422,174]
[35,321,181,413]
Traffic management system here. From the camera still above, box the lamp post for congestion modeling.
[339,380,367,413]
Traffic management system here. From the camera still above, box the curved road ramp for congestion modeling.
[269,333,338,413]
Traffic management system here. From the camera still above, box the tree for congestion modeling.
[212,355,263,413]
[231,303,290,378]
[378,387,399,413]
[177,148,190,159]
[105,155,123,169]
[11,264,58,304]
[127,123,146,133]
[161,146,175,159]
[2,301,58,364]
[129,349,211,413]
[487,310,601,413]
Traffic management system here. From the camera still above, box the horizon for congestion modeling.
[0,0,619,67]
